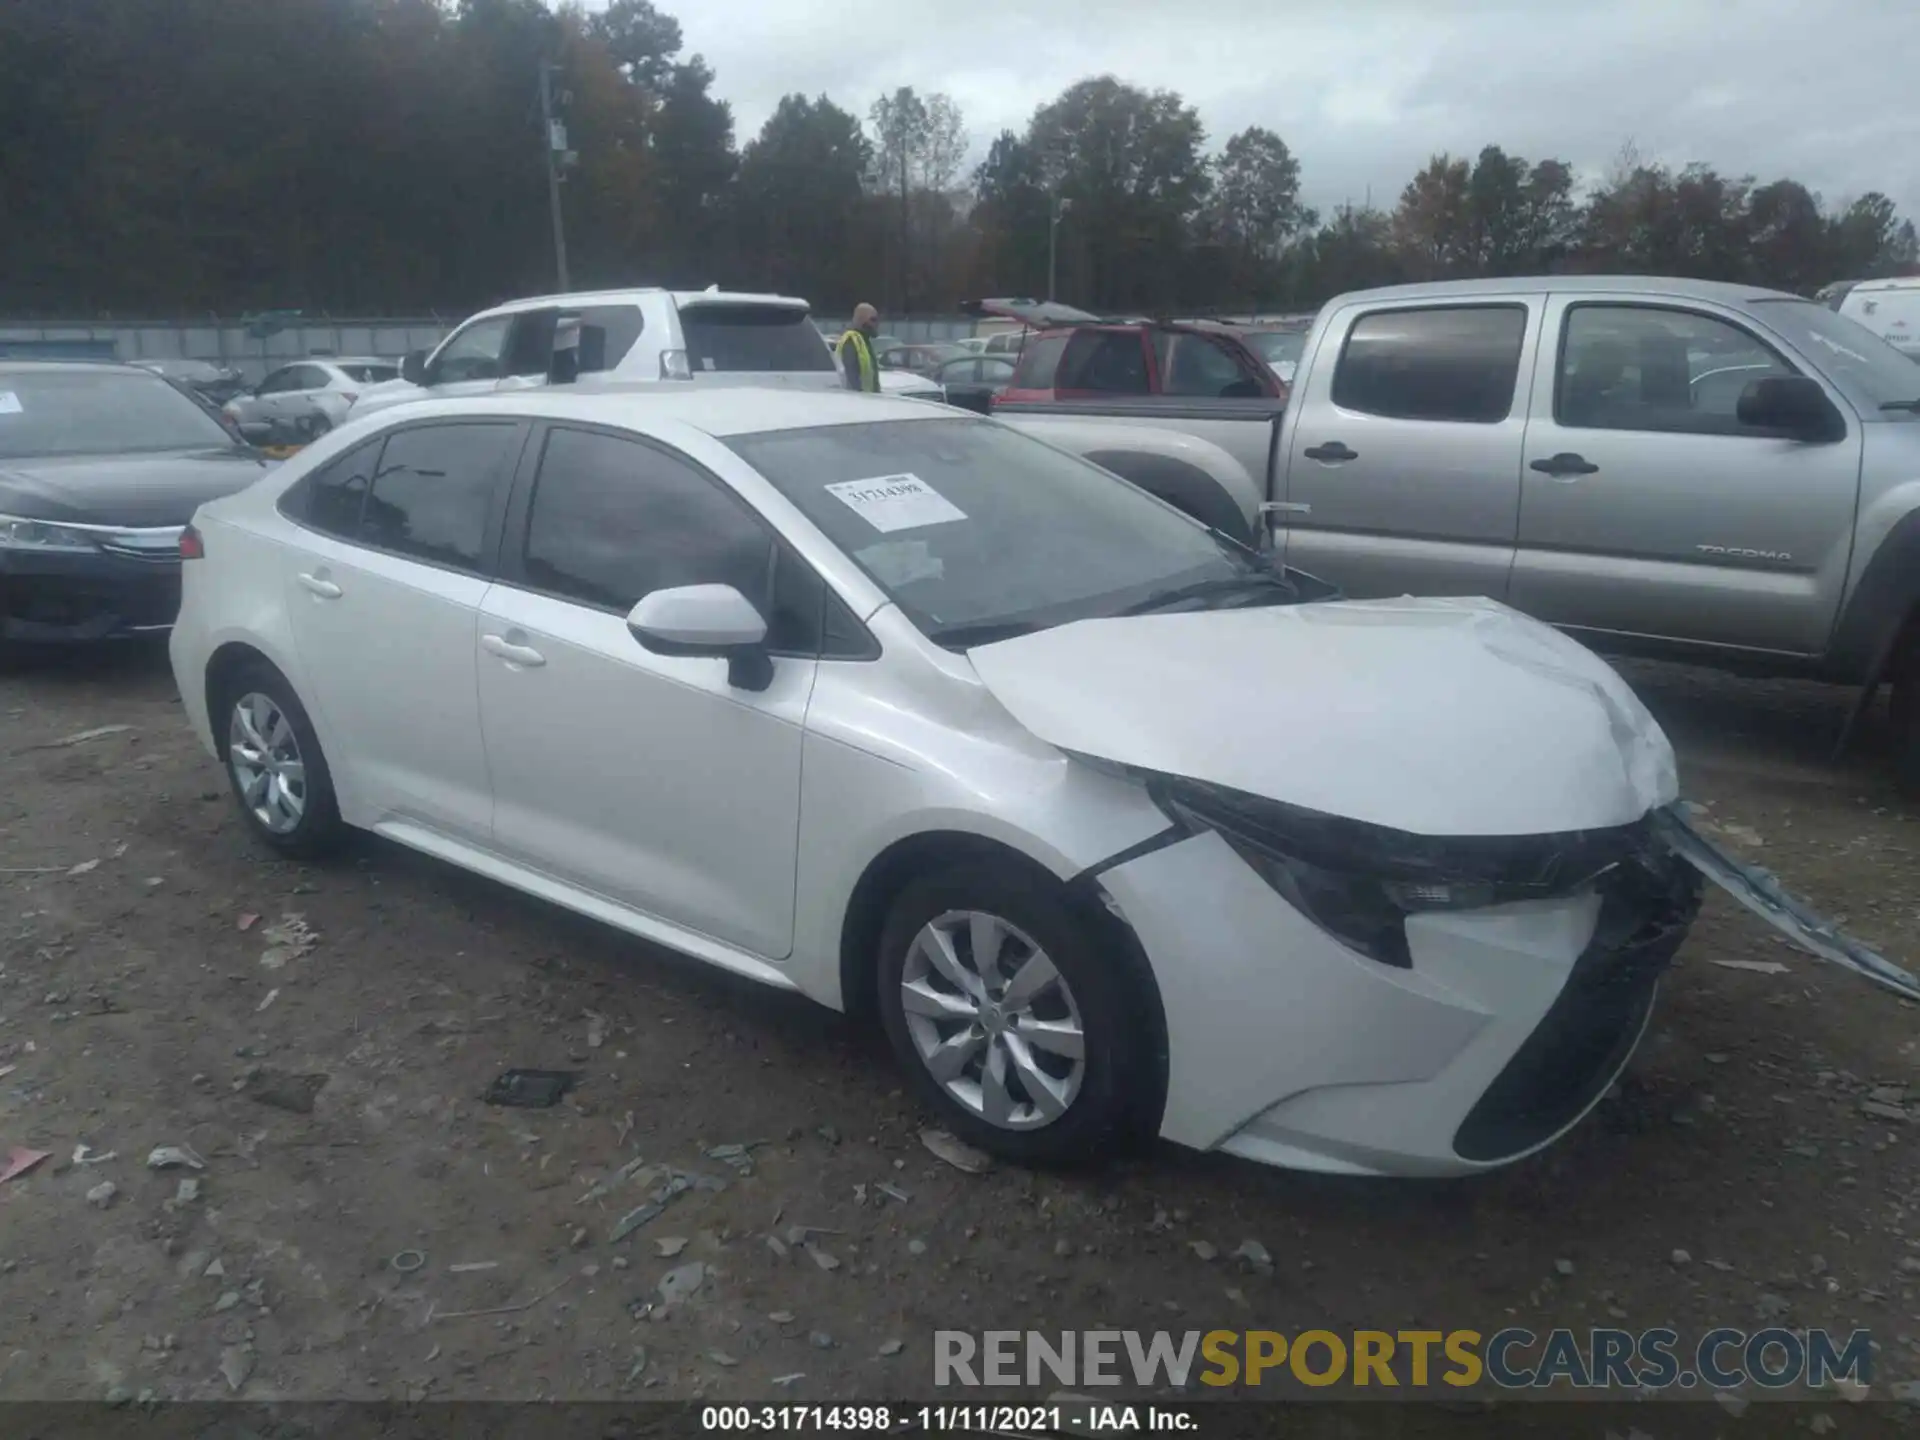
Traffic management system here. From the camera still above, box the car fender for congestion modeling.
[1826,482,1920,754]
[996,417,1262,543]
[1828,480,1920,680]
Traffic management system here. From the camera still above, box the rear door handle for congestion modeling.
[481,633,546,668]
[1303,441,1356,463]
[1530,452,1600,478]
[296,572,342,599]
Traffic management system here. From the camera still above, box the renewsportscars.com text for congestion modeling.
[934,1327,1873,1391]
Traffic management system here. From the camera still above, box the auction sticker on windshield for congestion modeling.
[825,473,966,533]
[0,392,21,415]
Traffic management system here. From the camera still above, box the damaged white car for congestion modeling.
[167,389,1918,1177]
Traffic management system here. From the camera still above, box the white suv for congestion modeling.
[351,287,940,416]
[357,284,948,414]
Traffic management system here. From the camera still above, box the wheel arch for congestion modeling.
[1825,508,1920,756]
[837,828,1170,1132]
[1083,449,1257,547]
[203,641,297,759]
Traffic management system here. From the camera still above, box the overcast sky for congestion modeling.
[639,0,1918,220]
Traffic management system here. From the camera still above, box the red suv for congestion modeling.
[962,299,1285,410]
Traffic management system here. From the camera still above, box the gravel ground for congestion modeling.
[3,643,1920,1408]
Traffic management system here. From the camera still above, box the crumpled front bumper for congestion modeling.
[1099,823,1701,1177]
[0,547,183,644]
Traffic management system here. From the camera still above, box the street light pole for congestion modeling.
[1047,195,1070,302]
[538,60,571,292]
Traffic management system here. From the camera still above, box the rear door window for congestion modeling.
[1331,306,1527,423]
[282,438,380,537]
[574,305,645,373]
[1056,330,1151,395]
[358,422,519,573]
[1007,332,1069,390]
[679,305,834,373]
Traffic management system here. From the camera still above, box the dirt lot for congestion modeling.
[3,643,1920,1407]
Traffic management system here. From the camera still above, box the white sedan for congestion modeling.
[169,388,1740,1175]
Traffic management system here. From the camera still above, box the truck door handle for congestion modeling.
[1530,452,1600,477]
[296,572,342,599]
[1303,441,1356,463]
[481,633,546,668]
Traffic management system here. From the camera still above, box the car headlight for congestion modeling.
[0,516,99,553]
[1147,774,1638,970]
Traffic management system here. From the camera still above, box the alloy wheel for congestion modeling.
[228,691,307,835]
[899,908,1086,1130]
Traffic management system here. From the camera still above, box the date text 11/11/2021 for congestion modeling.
[699,1405,1197,1433]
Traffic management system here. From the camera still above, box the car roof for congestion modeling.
[1327,274,1801,307]
[469,287,811,320]
[1846,276,1920,293]
[361,385,952,439]
[0,359,157,377]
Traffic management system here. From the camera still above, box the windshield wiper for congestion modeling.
[1881,399,1920,413]
[926,618,1044,649]
[1118,570,1300,616]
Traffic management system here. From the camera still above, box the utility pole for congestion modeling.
[1047,194,1071,302]
[538,60,571,292]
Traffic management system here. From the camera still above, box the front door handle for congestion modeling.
[481,633,546,668]
[1303,441,1357,463]
[296,572,342,599]
[1530,452,1600,478]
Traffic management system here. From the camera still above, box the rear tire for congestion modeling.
[875,858,1154,1166]
[215,662,346,858]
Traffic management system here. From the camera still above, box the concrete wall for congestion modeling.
[0,319,450,383]
[0,313,993,379]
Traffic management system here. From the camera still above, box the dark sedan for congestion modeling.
[0,363,270,658]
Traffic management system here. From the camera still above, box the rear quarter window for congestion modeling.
[679,305,833,373]
[1331,305,1528,423]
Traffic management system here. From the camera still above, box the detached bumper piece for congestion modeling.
[1453,848,1701,1163]
[1656,804,1920,1001]
[0,554,182,643]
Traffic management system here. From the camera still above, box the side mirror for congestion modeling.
[400,349,428,386]
[1737,376,1845,442]
[625,584,773,691]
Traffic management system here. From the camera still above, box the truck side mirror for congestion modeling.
[400,349,428,386]
[1737,376,1845,443]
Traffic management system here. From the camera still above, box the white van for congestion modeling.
[1837,277,1920,360]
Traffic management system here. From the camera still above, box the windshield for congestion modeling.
[1244,331,1307,366]
[726,416,1283,644]
[0,368,233,459]
[1748,299,1920,415]
[680,304,835,373]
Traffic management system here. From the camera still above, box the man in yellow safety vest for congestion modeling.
[837,302,881,392]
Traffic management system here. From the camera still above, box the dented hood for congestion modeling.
[965,595,1678,837]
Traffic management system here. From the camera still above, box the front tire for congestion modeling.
[216,663,345,858]
[876,858,1153,1165]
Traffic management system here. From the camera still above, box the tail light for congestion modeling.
[179,524,204,560]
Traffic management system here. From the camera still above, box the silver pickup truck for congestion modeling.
[996,276,1920,789]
